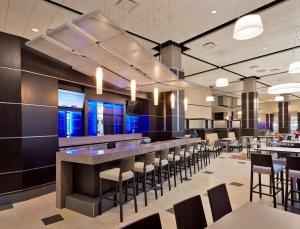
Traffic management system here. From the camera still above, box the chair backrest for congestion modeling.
[120,213,162,229]
[251,153,273,168]
[174,146,181,156]
[159,149,169,160]
[207,183,232,222]
[206,133,219,146]
[286,156,300,171]
[287,135,292,141]
[144,152,155,166]
[228,132,236,139]
[120,157,135,174]
[174,195,207,229]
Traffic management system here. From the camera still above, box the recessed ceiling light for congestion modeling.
[211,10,218,14]
[32,28,39,32]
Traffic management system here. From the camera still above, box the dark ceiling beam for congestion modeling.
[180,0,287,46]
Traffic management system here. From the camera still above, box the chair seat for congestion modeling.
[168,154,180,161]
[272,158,286,166]
[253,164,284,174]
[207,146,216,151]
[100,168,134,181]
[154,158,168,166]
[289,169,300,179]
[134,162,154,173]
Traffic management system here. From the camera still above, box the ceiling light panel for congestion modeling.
[47,23,95,51]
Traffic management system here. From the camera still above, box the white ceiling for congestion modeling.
[2,0,300,102]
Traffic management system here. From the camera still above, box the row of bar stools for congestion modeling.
[134,152,158,206]
[285,156,300,211]
[99,157,138,222]
[180,144,193,180]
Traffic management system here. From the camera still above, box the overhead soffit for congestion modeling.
[26,10,177,89]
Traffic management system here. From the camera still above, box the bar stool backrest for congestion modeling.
[251,153,273,168]
[159,149,169,160]
[174,195,207,229]
[174,146,181,156]
[144,152,155,166]
[120,213,162,229]
[120,157,135,174]
[286,156,300,171]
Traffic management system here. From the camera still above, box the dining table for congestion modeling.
[206,202,300,229]
[254,146,300,155]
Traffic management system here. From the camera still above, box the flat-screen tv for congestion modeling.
[58,89,85,109]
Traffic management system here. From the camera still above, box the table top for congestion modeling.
[279,140,300,145]
[57,137,202,165]
[221,138,235,141]
[258,135,276,138]
[254,146,300,154]
[206,202,300,229]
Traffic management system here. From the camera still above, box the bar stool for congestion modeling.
[193,142,201,172]
[99,157,137,222]
[285,156,300,211]
[250,153,284,208]
[134,152,158,206]
[168,146,183,187]
[180,144,192,180]
[154,149,171,196]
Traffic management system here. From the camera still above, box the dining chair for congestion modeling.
[173,195,207,229]
[207,183,232,222]
[120,213,162,229]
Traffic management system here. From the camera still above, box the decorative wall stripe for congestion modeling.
[0,101,57,108]
[0,164,55,175]
[0,135,57,140]
[0,182,55,197]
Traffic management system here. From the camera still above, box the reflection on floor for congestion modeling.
[0,152,298,229]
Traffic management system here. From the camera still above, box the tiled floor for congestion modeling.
[0,152,294,229]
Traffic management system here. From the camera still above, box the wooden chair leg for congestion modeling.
[132,177,138,213]
[119,181,123,222]
[280,171,284,205]
[271,174,277,208]
[188,156,192,177]
[136,173,139,195]
[159,166,163,196]
[258,173,262,198]
[183,156,187,180]
[179,160,183,183]
[193,154,196,174]
[285,173,289,211]
[291,178,294,207]
[153,170,158,200]
[173,161,177,187]
[167,164,171,191]
[250,171,253,201]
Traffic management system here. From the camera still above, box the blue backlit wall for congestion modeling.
[58,110,83,137]
[126,115,141,134]
[88,100,124,136]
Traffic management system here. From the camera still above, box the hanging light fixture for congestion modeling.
[237,111,242,115]
[153,87,159,106]
[268,83,300,94]
[96,67,103,94]
[289,61,300,73]
[206,96,214,102]
[170,93,175,109]
[233,14,263,40]
[275,96,284,102]
[216,78,229,87]
[131,79,136,101]
[184,97,188,111]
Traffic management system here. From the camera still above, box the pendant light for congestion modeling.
[268,83,300,94]
[154,87,159,106]
[170,93,175,109]
[216,78,229,87]
[184,97,188,111]
[233,14,264,40]
[96,67,103,94]
[206,96,214,102]
[275,96,284,102]
[237,111,242,115]
[131,79,136,101]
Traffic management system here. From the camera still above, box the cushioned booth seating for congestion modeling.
[205,133,219,146]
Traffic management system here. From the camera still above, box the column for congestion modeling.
[160,41,185,138]
[278,95,290,133]
[241,77,259,136]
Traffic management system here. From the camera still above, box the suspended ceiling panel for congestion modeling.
[181,54,215,76]
[185,69,241,87]
[225,48,300,77]
[258,72,300,86]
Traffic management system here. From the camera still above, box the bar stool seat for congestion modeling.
[180,150,190,157]
[253,164,284,174]
[100,168,134,181]
[154,158,168,166]
[168,154,180,161]
[134,162,154,173]
[289,169,300,179]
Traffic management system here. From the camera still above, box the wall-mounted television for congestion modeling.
[58,89,85,109]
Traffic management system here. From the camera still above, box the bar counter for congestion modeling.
[56,137,202,213]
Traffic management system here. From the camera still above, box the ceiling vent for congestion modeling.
[256,69,266,73]
[202,42,217,49]
[249,65,259,69]
[116,0,140,12]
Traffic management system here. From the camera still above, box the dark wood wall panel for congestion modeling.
[0,68,21,103]
[0,138,22,173]
[22,166,55,189]
[0,32,21,69]
[0,173,22,195]
[0,103,21,138]
[21,106,57,136]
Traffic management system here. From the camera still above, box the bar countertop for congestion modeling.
[57,137,202,165]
